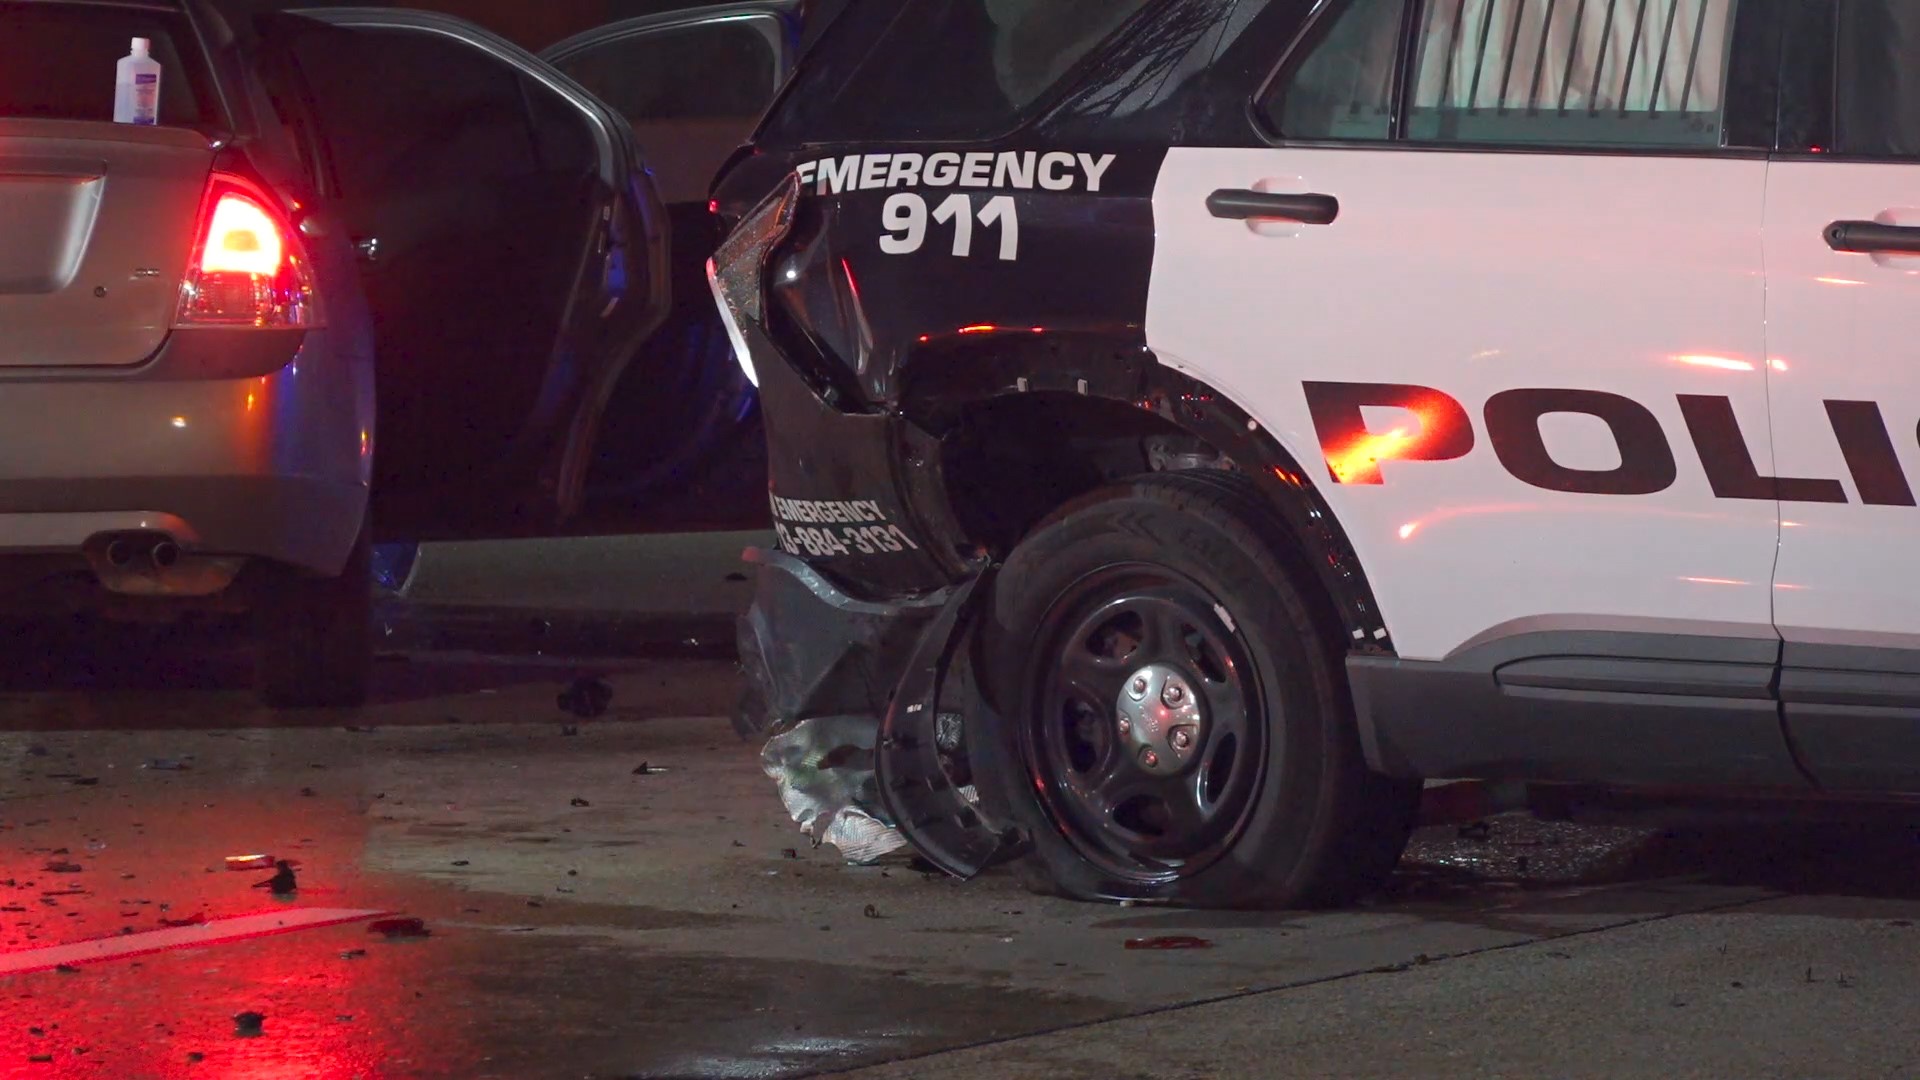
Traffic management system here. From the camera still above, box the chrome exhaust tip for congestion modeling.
[150,540,180,569]
[105,538,136,568]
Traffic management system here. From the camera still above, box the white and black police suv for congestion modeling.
[712,0,1920,907]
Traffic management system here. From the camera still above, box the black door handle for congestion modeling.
[1826,220,1920,254]
[1207,189,1339,225]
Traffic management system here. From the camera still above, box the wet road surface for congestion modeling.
[4,629,1920,1078]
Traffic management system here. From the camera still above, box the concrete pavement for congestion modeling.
[2,643,1918,1078]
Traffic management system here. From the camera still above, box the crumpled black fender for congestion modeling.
[872,558,1021,879]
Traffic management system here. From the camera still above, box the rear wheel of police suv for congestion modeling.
[255,525,373,710]
[973,471,1419,908]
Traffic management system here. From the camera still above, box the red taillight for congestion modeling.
[174,172,320,329]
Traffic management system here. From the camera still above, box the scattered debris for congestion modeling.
[28,1054,53,1064]
[253,861,297,895]
[1457,820,1493,841]
[55,963,79,974]
[43,861,81,874]
[340,949,366,960]
[187,1052,204,1063]
[232,1012,265,1038]
[142,758,190,771]
[368,917,430,940]
[160,913,207,928]
[781,848,799,860]
[224,855,275,871]
[631,762,656,775]
[70,777,99,786]
[862,904,884,919]
[25,746,47,757]
[451,860,470,867]
[343,726,376,734]
[1124,936,1213,950]
[558,676,613,719]
[762,717,909,865]
[560,725,580,737]
[570,797,591,808]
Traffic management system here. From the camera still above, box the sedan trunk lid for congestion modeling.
[0,120,213,368]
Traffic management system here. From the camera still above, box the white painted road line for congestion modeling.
[0,908,389,976]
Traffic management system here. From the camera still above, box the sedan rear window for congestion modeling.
[0,3,218,127]
[759,0,1156,143]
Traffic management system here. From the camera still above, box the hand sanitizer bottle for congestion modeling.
[113,38,162,125]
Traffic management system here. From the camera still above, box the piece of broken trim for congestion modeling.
[874,559,1017,879]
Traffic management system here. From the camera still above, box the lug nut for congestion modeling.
[1172,729,1192,750]
[1118,718,1131,733]
[1162,682,1186,707]
[1141,749,1159,768]
[1131,676,1149,695]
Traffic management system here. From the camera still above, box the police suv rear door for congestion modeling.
[1149,0,1785,667]
[1763,0,1920,791]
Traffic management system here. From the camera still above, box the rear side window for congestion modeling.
[1264,0,1739,149]
[0,3,217,127]
[759,0,1155,143]
[1834,0,1920,158]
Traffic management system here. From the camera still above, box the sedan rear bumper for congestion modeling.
[0,330,368,576]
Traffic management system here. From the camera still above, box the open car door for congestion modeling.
[535,3,799,533]
[255,8,671,541]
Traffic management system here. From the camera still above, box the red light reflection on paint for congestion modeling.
[1322,394,1463,485]
[1673,354,1754,372]
[1392,500,1733,538]
[957,324,997,335]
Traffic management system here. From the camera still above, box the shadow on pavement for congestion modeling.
[0,617,741,731]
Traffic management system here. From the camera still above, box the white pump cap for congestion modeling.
[130,37,151,57]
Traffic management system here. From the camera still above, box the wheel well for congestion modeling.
[938,391,1363,652]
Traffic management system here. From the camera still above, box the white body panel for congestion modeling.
[1764,160,1920,650]
[1146,147,1778,661]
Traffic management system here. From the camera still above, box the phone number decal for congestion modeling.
[771,495,922,558]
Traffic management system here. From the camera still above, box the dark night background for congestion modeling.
[241,0,747,50]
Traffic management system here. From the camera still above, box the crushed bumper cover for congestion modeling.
[737,547,1015,877]
[721,174,1013,877]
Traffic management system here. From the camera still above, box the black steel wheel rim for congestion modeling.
[1022,563,1268,883]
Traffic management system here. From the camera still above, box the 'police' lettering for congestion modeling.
[1827,400,1915,506]
[1484,388,1676,496]
[1302,381,1914,508]
[1677,395,1847,503]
